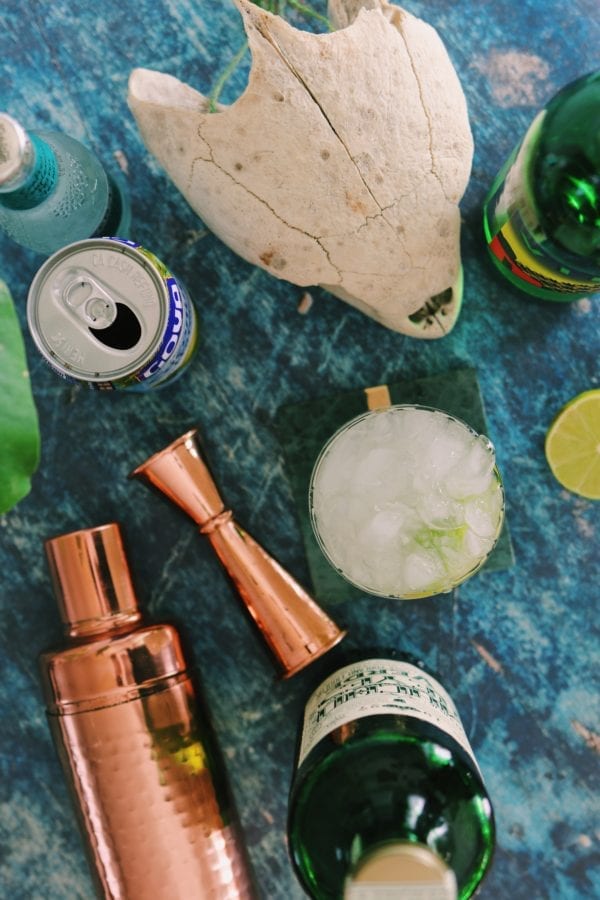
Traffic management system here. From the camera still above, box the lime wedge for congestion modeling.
[545,389,600,500]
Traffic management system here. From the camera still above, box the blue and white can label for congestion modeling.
[106,239,198,390]
[136,276,196,388]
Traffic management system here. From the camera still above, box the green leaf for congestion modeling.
[0,278,40,514]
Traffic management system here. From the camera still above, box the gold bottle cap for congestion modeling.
[345,842,458,900]
[45,523,141,637]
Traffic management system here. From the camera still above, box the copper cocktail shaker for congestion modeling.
[130,429,346,679]
[39,523,257,900]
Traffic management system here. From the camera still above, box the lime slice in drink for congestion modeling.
[544,389,600,500]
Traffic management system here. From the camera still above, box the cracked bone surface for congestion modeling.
[128,0,473,338]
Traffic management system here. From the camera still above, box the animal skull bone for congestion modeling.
[128,0,473,338]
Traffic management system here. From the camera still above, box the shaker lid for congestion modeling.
[45,523,141,637]
[345,842,457,900]
[0,113,32,188]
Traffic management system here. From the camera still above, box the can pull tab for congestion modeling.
[56,268,141,350]
[59,269,118,328]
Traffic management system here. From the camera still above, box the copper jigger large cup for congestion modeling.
[130,429,346,678]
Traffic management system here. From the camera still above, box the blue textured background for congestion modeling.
[0,1,598,898]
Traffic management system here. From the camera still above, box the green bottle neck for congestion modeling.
[344,842,457,899]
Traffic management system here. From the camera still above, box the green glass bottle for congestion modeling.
[483,69,600,301]
[287,654,495,900]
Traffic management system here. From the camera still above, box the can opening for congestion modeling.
[89,303,142,350]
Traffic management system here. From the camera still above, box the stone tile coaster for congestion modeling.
[274,368,515,605]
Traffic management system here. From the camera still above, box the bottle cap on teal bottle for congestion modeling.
[345,842,457,900]
[0,113,33,189]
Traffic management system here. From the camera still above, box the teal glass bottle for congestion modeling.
[483,70,600,301]
[287,654,495,900]
[0,113,131,255]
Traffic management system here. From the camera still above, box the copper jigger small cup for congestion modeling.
[130,429,346,678]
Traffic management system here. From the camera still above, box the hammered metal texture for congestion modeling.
[50,678,256,899]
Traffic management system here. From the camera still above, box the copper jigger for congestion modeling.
[130,429,346,678]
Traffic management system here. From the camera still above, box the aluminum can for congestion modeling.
[27,237,198,390]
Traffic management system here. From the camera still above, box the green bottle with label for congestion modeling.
[287,652,495,900]
[483,69,600,301]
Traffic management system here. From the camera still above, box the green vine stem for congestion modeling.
[284,0,332,28]
[208,40,249,112]
[208,0,332,112]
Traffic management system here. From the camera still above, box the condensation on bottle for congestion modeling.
[0,113,131,255]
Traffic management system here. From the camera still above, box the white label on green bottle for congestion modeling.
[298,659,477,769]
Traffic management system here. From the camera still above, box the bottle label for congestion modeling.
[485,112,600,295]
[298,659,476,768]
[2,134,58,210]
